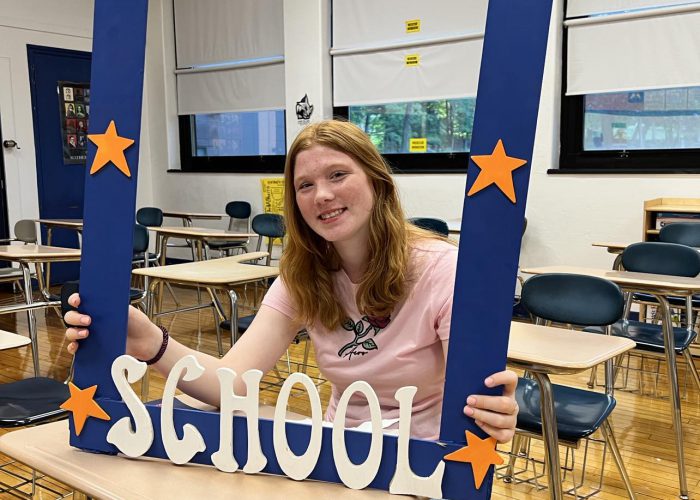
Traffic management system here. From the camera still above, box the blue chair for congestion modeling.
[205,201,252,257]
[504,273,635,498]
[585,242,700,393]
[408,217,449,237]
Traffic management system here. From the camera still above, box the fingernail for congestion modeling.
[467,396,476,406]
[79,330,87,338]
[484,377,494,387]
[80,316,90,325]
[464,406,474,417]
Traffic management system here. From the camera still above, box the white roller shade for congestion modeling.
[567,0,697,17]
[332,0,486,106]
[333,0,487,48]
[174,0,285,115]
[566,5,700,95]
[177,64,285,115]
[334,38,482,106]
[174,0,284,69]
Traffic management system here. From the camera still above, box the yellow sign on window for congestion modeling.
[405,19,421,33]
[409,138,427,152]
[405,54,420,66]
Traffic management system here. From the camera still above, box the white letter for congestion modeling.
[211,368,267,473]
[389,386,444,498]
[162,355,206,464]
[332,381,383,489]
[106,355,154,457]
[273,373,323,480]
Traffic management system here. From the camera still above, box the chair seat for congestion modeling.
[206,240,247,250]
[132,252,157,262]
[516,378,616,442]
[220,314,255,334]
[0,377,70,427]
[584,320,696,353]
[632,292,700,308]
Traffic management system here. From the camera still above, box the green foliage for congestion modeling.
[349,98,476,154]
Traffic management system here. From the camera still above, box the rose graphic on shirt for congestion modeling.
[338,314,391,360]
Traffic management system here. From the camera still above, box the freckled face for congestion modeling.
[293,145,374,249]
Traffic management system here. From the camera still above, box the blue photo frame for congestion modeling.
[67,1,553,498]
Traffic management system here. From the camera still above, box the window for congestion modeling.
[559,2,700,172]
[331,0,487,172]
[179,110,286,172]
[174,0,286,173]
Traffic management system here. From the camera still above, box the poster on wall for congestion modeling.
[59,81,90,164]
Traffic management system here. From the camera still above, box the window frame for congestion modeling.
[177,114,287,174]
[557,27,700,174]
[334,106,470,174]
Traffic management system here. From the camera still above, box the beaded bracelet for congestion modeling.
[138,325,169,365]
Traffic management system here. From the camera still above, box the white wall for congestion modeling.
[6,0,700,270]
[0,0,154,231]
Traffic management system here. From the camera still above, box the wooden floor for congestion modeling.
[0,285,699,499]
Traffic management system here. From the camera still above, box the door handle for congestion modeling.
[2,140,20,150]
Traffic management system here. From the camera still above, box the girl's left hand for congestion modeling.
[463,369,519,443]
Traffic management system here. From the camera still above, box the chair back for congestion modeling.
[521,273,624,326]
[133,224,149,254]
[225,201,252,232]
[253,214,285,265]
[14,219,37,244]
[409,217,449,237]
[136,207,163,227]
[659,222,700,248]
[622,241,700,277]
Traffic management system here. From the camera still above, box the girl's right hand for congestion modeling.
[63,293,164,361]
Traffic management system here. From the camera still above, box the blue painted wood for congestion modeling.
[71,0,554,497]
[70,0,148,450]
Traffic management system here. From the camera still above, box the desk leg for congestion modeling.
[658,296,689,499]
[228,289,239,347]
[21,263,40,377]
[532,371,563,500]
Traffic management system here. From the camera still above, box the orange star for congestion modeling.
[444,431,504,489]
[467,139,527,203]
[60,382,111,435]
[87,120,135,177]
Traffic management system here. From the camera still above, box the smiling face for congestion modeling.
[293,145,374,252]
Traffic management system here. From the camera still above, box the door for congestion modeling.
[28,45,91,283]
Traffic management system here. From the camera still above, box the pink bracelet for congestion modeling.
[139,325,169,365]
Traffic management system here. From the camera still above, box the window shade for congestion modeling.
[566,4,700,95]
[173,0,285,115]
[332,0,488,106]
[567,0,696,17]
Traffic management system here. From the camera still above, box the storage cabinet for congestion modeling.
[642,198,700,241]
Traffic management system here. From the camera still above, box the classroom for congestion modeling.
[1,1,699,499]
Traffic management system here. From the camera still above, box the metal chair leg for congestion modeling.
[682,350,700,392]
[600,420,636,499]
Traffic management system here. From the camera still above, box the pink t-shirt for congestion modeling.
[262,239,457,439]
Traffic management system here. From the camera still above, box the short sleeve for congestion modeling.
[261,277,297,320]
[431,246,458,341]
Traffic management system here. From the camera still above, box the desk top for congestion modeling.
[35,218,83,229]
[152,226,255,240]
[592,241,629,252]
[132,255,278,285]
[0,244,81,262]
[521,265,700,293]
[0,329,30,350]
[162,210,225,221]
[446,218,461,234]
[0,421,389,500]
[508,322,634,374]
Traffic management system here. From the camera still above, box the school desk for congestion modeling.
[35,219,83,286]
[0,245,80,375]
[150,226,256,264]
[521,264,700,499]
